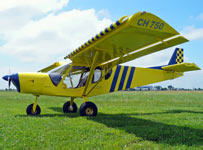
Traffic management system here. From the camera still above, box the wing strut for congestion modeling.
[82,51,99,96]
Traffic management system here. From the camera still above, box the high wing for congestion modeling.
[64,11,188,68]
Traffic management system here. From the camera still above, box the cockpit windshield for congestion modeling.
[48,63,70,86]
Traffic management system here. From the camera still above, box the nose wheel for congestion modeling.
[26,103,41,116]
[26,96,41,116]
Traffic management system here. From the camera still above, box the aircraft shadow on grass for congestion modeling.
[88,112,203,147]
[49,108,203,146]
[17,108,203,146]
[129,109,203,115]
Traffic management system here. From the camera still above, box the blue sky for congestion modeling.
[0,0,202,89]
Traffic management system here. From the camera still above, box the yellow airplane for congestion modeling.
[2,11,200,116]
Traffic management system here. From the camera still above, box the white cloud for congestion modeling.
[0,0,69,13]
[0,9,112,63]
[0,6,43,32]
[0,0,69,36]
[96,9,111,19]
[181,26,203,40]
[0,1,112,89]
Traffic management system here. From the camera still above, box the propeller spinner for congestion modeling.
[2,74,20,92]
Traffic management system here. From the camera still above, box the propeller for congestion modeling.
[8,76,11,89]
[2,69,12,90]
[2,70,20,92]
[8,69,11,90]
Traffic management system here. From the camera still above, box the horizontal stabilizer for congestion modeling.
[162,63,200,72]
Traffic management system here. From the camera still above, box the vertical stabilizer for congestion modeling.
[168,48,184,65]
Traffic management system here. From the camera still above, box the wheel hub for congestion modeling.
[68,106,73,111]
[31,110,37,115]
[86,107,94,115]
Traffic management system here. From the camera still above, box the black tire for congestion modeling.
[79,102,97,116]
[63,101,77,113]
[26,103,41,116]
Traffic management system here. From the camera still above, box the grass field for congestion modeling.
[0,91,202,149]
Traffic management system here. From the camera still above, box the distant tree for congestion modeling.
[157,86,162,90]
[168,85,174,90]
[162,88,168,91]
[198,88,202,91]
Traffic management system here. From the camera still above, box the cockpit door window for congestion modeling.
[92,68,102,83]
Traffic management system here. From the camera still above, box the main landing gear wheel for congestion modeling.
[63,101,78,113]
[26,103,41,116]
[79,102,98,116]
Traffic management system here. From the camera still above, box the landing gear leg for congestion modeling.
[79,97,98,116]
[26,96,41,116]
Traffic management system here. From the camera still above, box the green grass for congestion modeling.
[0,91,202,150]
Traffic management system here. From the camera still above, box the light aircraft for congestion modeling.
[2,11,200,116]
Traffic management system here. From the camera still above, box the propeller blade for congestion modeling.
[8,77,11,89]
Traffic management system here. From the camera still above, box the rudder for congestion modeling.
[168,48,184,65]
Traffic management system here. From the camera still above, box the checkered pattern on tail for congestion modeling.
[168,48,184,65]
[176,49,184,64]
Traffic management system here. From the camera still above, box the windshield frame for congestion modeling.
[48,63,70,75]
[48,63,71,86]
